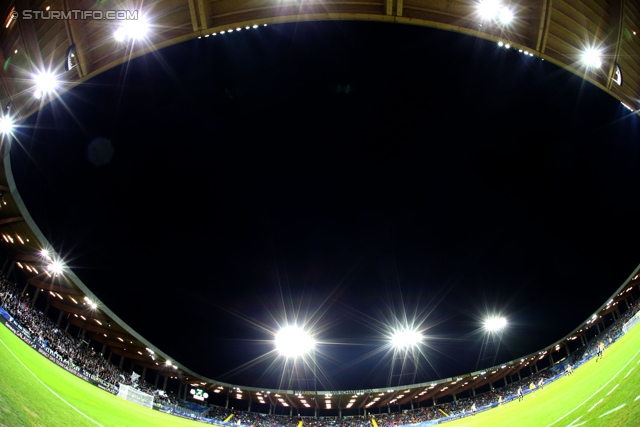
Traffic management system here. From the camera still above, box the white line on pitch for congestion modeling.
[635,395,640,402]
[588,399,603,412]
[606,384,619,396]
[598,404,626,418]
[0,334,103,426]
[566,416,585,427]
[567,416,588,427]
[546,347,640,427]
[623,367,634,379]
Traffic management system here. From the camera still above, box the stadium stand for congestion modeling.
[2,271,639,425]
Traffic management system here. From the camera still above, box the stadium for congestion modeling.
[1,0,640,425]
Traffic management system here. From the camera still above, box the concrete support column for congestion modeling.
[57,310,64,326]
[163,375,168,391]
[101,343,106,356]
[119,355,125,369]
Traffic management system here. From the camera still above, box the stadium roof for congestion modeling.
[1,0,640,412]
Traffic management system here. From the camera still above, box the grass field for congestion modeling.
[444,324,640,427]
[1,321,640,427]
[0,324,206,427]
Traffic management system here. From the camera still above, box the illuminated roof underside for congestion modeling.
[0,0,640,411]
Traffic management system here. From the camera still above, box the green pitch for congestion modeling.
[0,324,207,427]
[445,324,640,427]
[1,321,640,427]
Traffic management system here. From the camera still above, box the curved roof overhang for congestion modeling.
[0,0,639,412]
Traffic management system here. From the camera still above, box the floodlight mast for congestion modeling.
[477,316,508,370]
[275,325,315,358]
[484,316,507,332]
[391,328,423,349]
[389,328,423,386]
[275,325,318,395]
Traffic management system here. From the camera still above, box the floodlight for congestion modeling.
[47,260,63,275]
[33,71,58,98]
[498,7,513,24]
[477,0,501,20]
[114,17,149,41]
[0,115,13,134]
[483,317,507,332]
[391,328,423,349]
[582,48,602,68]
[275,325,315,358]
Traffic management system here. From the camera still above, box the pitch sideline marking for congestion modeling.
[587,399,603,412]
[605,384,618,396]
[634,395,640,402]
[0,334,104,426]
[546,347,640,427]
[623,367,634,379]
[566,416,586,427]
[598,404,626,418]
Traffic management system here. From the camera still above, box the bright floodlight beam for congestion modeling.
[582,48,602,68]
[114,17,149,41]
[0,115,14,135]
[391,328,423,349]
[484,316,507,332]
[33,71,58,99]
[275,325,315,358]
[47,260,64,275]
[477,0,500,20]
[498,6,513,24]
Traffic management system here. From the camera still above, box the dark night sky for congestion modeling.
[9,20,640,391]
